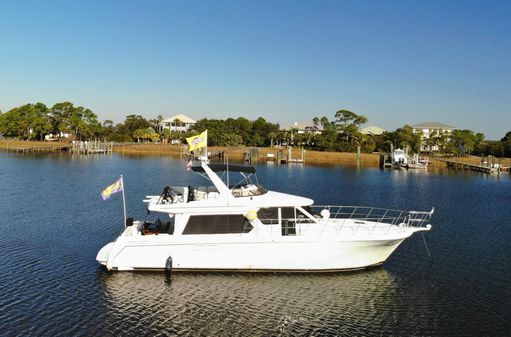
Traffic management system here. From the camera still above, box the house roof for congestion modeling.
[360,126,386,136]
[284,121,322,131]
[161,114,196,124]
[411,122,457,130]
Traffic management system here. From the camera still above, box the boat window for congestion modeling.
[142,219,174,235]
[183,214,253,234]
[281,207,296,220]
[281,208,312,236]
[257,207,309,225]
[257,208,279,224]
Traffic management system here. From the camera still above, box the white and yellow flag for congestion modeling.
[101,177,123,201]
[186,130,207,152]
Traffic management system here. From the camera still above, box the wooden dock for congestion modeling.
[244,148,259,163]
[437,158,502,174]
[71,141,113,154]
[209,150,225,161]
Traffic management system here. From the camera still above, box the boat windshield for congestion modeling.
[231,184,267,197]
[191,163,267,197]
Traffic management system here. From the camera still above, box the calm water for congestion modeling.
[1,152,510,336]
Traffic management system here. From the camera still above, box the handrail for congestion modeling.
[254,205,433,237]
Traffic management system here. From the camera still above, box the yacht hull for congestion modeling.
[98,234,414,272]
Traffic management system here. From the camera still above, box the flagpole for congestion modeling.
[121,174,127,228]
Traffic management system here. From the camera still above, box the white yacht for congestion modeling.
[391,149,408,169]
[97,161,433,272]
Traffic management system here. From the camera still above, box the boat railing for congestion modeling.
[311,205,434,235]
[255,206,433,237]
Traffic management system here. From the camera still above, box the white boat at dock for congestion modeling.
[385,149,429,170]
[391,149,408,169]
[97,161,433,272]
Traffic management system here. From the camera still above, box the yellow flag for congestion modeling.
[186,130,207,152]
[101,177,123,200]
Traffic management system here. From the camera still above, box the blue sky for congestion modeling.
[1,0,510,139]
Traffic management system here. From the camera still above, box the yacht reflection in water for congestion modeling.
[98,269,402,336]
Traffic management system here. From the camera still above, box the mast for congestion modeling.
[121,175,127,228]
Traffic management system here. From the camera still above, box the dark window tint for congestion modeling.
[257,207,305,224]
[183,214,253,234]
[257,208,279,224]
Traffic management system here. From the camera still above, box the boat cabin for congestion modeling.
[137,205,318,237]
[139,161,318,238]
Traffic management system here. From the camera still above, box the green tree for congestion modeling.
[216,132,244,146]
[120,115,150,137]
[383,125,422,152]
[500,131,511,157]
[48,102,101,140]
[450,129,482,155]
[0,103,51,140]
[334,109,368,143]
[31,103,52,140]
[149,114,164,132]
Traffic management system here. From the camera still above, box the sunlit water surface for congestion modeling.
[1,152,510,336]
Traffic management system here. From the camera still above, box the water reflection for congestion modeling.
[98,269,401,336]
[2,152,511,336]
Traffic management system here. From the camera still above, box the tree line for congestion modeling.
[1,102,510,157]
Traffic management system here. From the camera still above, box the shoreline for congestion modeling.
[1,140,510,169]
[112,143,382,166]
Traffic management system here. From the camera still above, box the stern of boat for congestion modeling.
[96,242,115,267]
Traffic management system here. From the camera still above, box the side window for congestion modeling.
[183,215,253,234]
[281,207,310,236]
[257,208,279,225]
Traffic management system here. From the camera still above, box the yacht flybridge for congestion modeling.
[97,161,433,272]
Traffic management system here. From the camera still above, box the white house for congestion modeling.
[160,114,196,133]
[45,132,71,141]
[360,126,386,136]
[411,122,458,151]
[285,121,322,135]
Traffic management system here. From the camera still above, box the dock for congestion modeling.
[71,141,113,154]
[209,150,225,161]
[278,147,305,164]
[437,158,502,174]
[244,148,259,163]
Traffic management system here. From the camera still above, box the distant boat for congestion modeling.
[97,161,434,272]
[387,149,428,170]
[406,153,429,170]
[391,149,408,169]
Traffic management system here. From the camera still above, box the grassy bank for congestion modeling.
[3,140,509,169]
[113,144,381,166]
[0,140,71,149]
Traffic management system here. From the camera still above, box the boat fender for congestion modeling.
[320,209,330,219]
[165,256,173,275]
[245,210,258,221]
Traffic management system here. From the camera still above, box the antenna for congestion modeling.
[226,157,229,188]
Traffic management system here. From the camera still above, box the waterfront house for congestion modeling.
[44,131,71,141]
[285,122,322,135]
[360,126,386,136]
[412,122,458,152]
[160,114,196,133]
